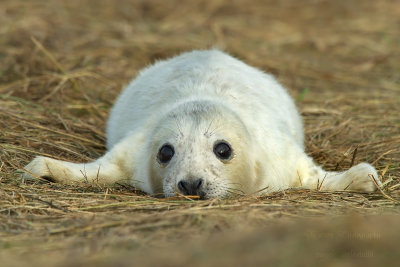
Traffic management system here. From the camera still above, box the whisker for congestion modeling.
[173,117,184,137]
[225,186,244,193]
[204,117,216,137]
[159,126,180,139]
[226,182,243,186]
[226,189,245,197]
[221,185,245,195]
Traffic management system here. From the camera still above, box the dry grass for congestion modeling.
[1,0,400,265]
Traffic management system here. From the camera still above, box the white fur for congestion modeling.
[23,50,381,198]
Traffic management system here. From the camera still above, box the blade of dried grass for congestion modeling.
[369,174,400,203]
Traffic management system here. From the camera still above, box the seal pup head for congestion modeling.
[146,100,256,199]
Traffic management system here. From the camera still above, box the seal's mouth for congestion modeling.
[163,193,204,200]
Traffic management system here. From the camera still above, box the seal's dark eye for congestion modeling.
[213,141,232,160]
[158,144,174,164]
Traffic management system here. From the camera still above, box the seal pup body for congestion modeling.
[24,50,380,198]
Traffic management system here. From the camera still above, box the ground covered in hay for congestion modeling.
[1,0,399,266]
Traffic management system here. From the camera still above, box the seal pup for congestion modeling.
[23,50,380,199]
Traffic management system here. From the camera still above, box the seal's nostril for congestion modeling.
[178,180,189,195]
[193,178,204,190]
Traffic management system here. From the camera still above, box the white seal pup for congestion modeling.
[23,50,380,199]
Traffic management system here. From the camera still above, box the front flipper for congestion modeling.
[22,155,128,185]
[22,133,141,186]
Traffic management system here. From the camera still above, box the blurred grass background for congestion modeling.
[1,0,399,266]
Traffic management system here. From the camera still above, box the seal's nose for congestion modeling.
[177,178,204,196]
